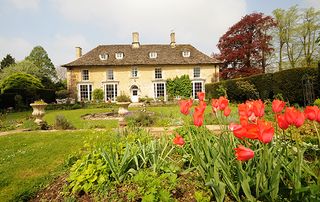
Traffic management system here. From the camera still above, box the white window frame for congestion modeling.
[131,67,138,78]
[107,69,114,80]
[149,52,157,59]
[99,53,108,60]
[81,69,89,81]
[155,68,162,79]
[192,81,204,99]
[104,83,118,102]
[182,51,191,57]
[78,83,92,101]
[153,82,166,101]
[193,67,201,78]
[115,52,124,59]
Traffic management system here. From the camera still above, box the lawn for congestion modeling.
[0,130,112,201]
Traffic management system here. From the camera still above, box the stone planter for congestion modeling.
[116,102,130,127]
[30,103,47,124]
[116,102,131,116]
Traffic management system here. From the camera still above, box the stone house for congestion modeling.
[62,32,220,102]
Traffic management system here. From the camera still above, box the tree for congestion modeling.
[0,73,43,94]
[0,60,42,80]
[272,9,286,70]
[25,46,57,79]
[217,12,276,79]
[0,54,15,69]
[299,7,320,67]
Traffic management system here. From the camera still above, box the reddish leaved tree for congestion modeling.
[217,12,276,79]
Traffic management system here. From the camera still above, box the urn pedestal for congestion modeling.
[116,102,130,127]
[30,103,47,125]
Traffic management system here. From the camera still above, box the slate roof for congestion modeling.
[63,44,220,67]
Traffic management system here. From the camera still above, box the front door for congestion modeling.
[131,85,139,102]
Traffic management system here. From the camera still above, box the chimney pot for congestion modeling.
[170,32,176,48]
[75,47,82,59]
[132,32,140,48]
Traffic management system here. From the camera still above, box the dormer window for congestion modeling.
[149,52,157,59]
[115,52,124,60]
[182,51,191,58]
[99,53,108,60]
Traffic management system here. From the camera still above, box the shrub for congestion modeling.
[206,67,319,105]
[126,112,156,127]
[55,89,69,99]
[235,80,259,101]
[54,115,74,130]
[116,93,131,102]
[167,75,192,98]
[92,89,104,102]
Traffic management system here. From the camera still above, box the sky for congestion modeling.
[0,0,319,67]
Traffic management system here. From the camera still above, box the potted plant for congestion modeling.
[116,93,131,116]
[30,100,47,124]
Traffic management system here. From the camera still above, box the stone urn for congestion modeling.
[116,102,130,127]
[30,102,47,124]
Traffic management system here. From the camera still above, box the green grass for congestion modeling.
[44,108,118,129]
[0,130,113,201]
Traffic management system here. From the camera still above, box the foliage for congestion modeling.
[314,98,320,107]
[25,46,57,79]
[130,170,178,201]
[235,80,259,101]
[92,89,104,102]
[0,54,15,69]
[206,67,319,105]
[126,112,156,127]
[166,75,192,98]
[218,12,276,79]
[0,60,43,80]
[55,89,70,99]
[54,115,75,130]
[116,93,131,102]
[0,73,43,94]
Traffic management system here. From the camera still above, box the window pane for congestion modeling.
[131,67,138,77]
[194,67,200,78]
[107,69,114,80]
[193,82,203,99]
[82,70,89,80]
[156,83,165,97]
[105,84,118,101]
[79,84,92,101]
[155,68,162,79]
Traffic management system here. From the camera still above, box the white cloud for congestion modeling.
[7,0,40,10]
[304,0,320,9]
[0,37,33,62]
[48,34,90,66]
[52,0,247,54]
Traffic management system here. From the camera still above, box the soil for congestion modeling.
[31,172,211,202]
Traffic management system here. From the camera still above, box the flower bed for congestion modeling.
[62,92,320,201]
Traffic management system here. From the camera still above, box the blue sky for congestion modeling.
[0,0,319,67]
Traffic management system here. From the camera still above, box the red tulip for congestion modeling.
[244,123,259,140]
[257,120,274,144]
[234,145,254,161]
[218,96,229,110]
[224,106,231,117]
[179,99,193,115]
[197,92,205,101]
[229,123,246,139]
[252,100,265,118]
[211,98,219,113]
[272,99,286,113]
[173,134,185,146]
[276,114,289,130]
[193,110,204,127]
[284,107,305,128]
[304,106,319,121]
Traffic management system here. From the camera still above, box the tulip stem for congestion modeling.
[313,122,320,147]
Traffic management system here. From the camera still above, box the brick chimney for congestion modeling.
[75,47,82,59]
[132,32,140,48]
[170,32,176,48]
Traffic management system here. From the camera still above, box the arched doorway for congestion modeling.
[130,85,139,103]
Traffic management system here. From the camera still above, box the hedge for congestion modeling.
[206,67,319,105]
